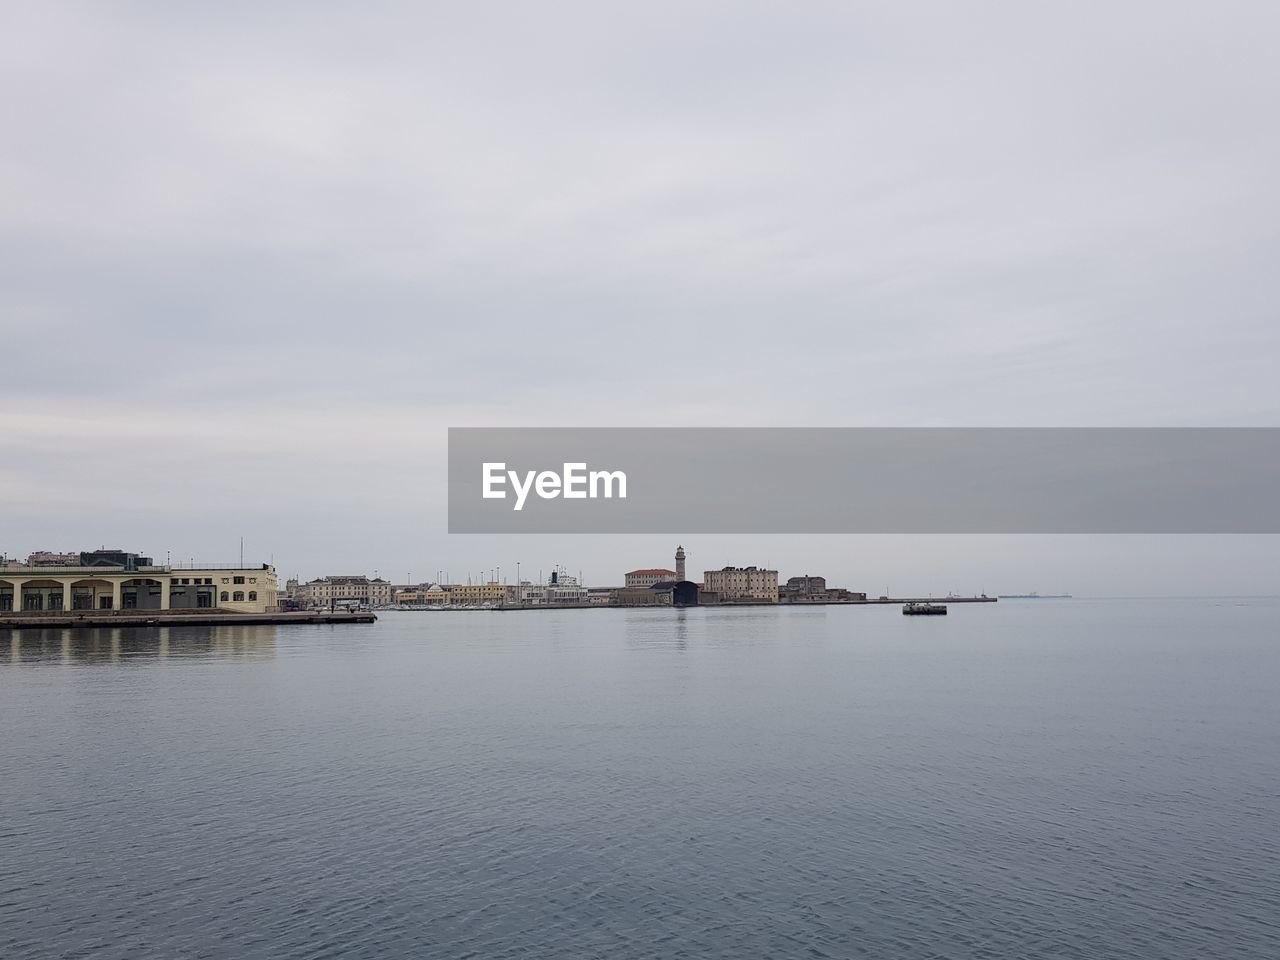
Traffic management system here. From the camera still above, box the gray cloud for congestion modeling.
[3,1,1278,590]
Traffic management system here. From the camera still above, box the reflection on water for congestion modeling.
[622,607,691,650]
[3,603,1280,960]
[674,608,689,645]
[3,623,278,664]
[622,604,814,652]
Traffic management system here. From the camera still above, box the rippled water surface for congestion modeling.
[3,600,1278,959]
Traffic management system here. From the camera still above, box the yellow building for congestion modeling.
[391,583,515,606]
[448,582,515,605]
[422,585,452,605]
[0,563,279,613]
[392,584,456,606]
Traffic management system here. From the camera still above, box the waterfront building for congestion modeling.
[393,584,454,605]
[0,562,278,613]
[587,587,616,606]
[702,565,779,603]
[617,549,698,605]
[3,548,155,571]
[778,575,867,603]
[611,585,674,606]
[449,582,516,605]
[80,549,154,570]
[422,584,452,605]
[394,588,425,605]
[624,568,676,588]
[298,575,394,608]
[391,582,515,606]
[24,550,82,566]
[787,575,827,594]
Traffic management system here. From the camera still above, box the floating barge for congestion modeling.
[0,611,376,629]
[902,602,947,616]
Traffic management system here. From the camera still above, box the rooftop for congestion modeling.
[0,563,273,575]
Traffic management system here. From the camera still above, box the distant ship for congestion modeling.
[996,592,1072,599]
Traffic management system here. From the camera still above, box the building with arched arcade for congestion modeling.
[0,561,278,614]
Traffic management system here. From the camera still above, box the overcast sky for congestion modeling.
[3,2,1278,593]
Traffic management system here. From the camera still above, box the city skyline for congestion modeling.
[5,534,1278,597]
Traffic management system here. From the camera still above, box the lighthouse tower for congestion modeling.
[675,545,686,582]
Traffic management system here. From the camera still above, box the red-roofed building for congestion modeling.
[624,568,676,588]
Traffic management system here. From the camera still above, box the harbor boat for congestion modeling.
[903,602,947,615]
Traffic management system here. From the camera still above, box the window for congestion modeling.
[249,577,257,584]
[222,578,229,584]
[233,591,244,601]
[220,591,229,601]
[233,576,245,584]
[248,591,257,601]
